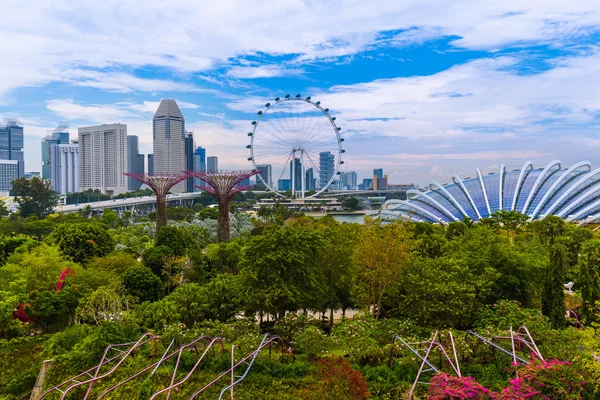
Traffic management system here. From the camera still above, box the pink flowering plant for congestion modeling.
[428,373,494,399]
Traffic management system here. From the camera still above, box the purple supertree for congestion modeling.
[187,170,260,242]
[123,173,190,231]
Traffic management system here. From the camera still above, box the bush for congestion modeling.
[274,312,319,343]
[121,265,164,302]
[428,373,493,399]
[475,300,553,335]
[142,245,173,276]
[294,326,332,359]
[302,356,370,400]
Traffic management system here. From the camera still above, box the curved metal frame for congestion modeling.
[521,159,561,215]
[249,96,343,198]
[56,333,158,400]
[96,336,218,400]
[566,197,600,221]
[452,174,482,220]
[557,183,600,218]
[511,161,533,211]
[530,161,591,219]
[543,167,600,217]
[189,334,285,399]
[407,190,459,221]
[428,180,469,218]
[385,199,447,225]
[498,164,505,211]
[476,169,492,216]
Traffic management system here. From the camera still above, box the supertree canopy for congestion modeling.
[188,170,260,242]
[124,173,190,230]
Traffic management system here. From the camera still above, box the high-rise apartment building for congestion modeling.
[147,154,153,175]
[41,123,69,180]
[0,160,19,193]
[192,147,206,191]
[0,117,24,180]
[207,156,218,172]
[319,151,334,189]
[78,123,127,195]
[340,171,358,190]
[255,164,272,189]
[184,132,194,192]
[50,143,79,195]
[127,135,145,190]
[153,99,185,193]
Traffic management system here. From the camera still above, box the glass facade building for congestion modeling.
[41,127,69,180]
[0,118,24,181]
[126,135,145,190]
[192,146,206,191]
[383,160,600,224]
[319,151,334,189]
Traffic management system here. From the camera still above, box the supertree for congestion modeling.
[187,170,260,242]
[123,173,190,231]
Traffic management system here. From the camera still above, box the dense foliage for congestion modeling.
[0,206,599,399]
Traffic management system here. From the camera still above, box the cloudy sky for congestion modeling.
[1,0,599,185]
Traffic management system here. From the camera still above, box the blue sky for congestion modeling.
[1,0,599,185]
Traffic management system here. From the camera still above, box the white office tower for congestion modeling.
[153,99,186,193]
[78,123,127,195]
[50,143,79,195]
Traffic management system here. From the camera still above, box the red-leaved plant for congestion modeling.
[428,373,493,399]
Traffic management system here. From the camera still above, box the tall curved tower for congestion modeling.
[153,99,186,193]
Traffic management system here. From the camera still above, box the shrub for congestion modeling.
[475,300,553,335]
[121,265,164,302]
[294,326,332,359]
[274,312,319,343]
[428,372,493,399]
[302,356,370,400]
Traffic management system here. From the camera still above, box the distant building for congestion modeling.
[0,117,24,180]
[78,123,127,195]
[193,147,206,191]
[41,124,69,180]
[319,151,335,189]
[207,156,218,172]
[25,172,40,179]
[0,160,19,193]
[358,178,373,190]
[147,154,153,175]
[238,177,251,186]
[126,135,145,190]
[184,132,194,192]
[255,164,272,189]
[50,143,79,195]
[305,168,315,191]
[289,158,302,191]
[278,179,291,191]
[340,171,358,190]
[373,169,383,179]
[153,99,186,193]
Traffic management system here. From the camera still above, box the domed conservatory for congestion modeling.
[381,160,600,225]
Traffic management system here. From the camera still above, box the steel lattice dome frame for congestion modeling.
[382,160,600,226]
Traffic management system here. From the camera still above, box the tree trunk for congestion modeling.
[156,195,168,232]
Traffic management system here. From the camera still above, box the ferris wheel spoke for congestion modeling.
[260,123,296,148]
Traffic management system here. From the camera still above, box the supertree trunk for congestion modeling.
[187,169,260,242]
[123,173,190,233]
[217,199,231,242]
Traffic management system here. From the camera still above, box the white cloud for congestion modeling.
[226,65,304,79]
[0,0,599,99]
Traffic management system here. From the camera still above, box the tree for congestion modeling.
[155,226,196,256]
[79,204,93,218]
[11,177,59,219]
[576,239,600,324]
[46,223,116,264]
[166,207,196,221]
[121,265,164,302]
[0,199,9,218]
[542,242,568,329]
[341,197,363,212]
[489,210,529,244]
[532,216,566,246]
[354,218,414,320]
[100,209,120,229]
[239,223,324,319]
[142,245,173,276]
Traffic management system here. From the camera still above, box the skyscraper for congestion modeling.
[0,161,19,193]
[41,123,69,180]
[373,169,384,179]
[255,164,272,189]
[0,117,24,180]
[305,168,315,191]
[340,171,358,190]
[372,169,387,190]
[50,142,79,195]
[289,157,302,191]
[147,154,153,175]
[78,123,127,195]
[193,146,206,191]
[126,135,145,190]
[153,99,185,193]
[319,151,335,189]
[207,156,218,172]
[184,131,194,192]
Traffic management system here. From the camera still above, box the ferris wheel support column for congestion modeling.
[291,149,296,198]
[301,150,306,199]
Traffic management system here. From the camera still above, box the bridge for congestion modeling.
[54,192,203,215]
[321,189,410,197]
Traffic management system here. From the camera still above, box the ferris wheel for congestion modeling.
[247,94,345,198]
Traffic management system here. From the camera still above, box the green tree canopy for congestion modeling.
[46,223,115,264]
[11,177,59,219]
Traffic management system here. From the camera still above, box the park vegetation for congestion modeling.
[0,199,599,398]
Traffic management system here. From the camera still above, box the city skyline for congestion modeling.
[0,2,599,185]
